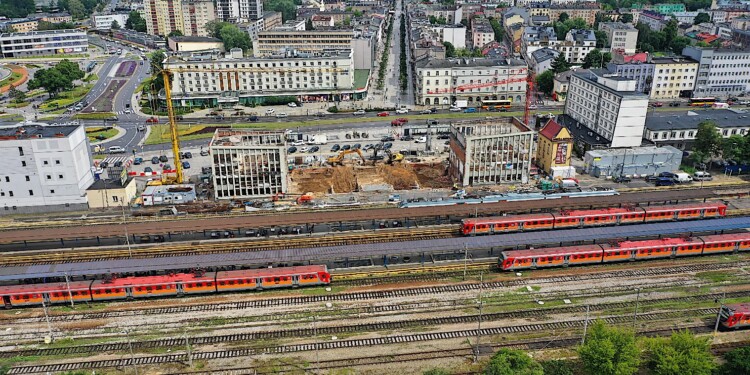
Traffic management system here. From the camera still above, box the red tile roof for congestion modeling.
[539,119,563,140]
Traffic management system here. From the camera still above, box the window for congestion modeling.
[55,160,60,165]
[8,191,13,197]
[113,196,118,202]
[28,190,33,196]
[21,161,25,167]
[43,160,48,165]
[50,190,55,194]
[18,147,23,156]
[58,174,63,179]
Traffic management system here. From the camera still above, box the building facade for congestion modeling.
[91,13,129,31]
[253,29,354,57]
[564,69,649,148]
[682,45,750,98]
[86,178,137,209]
[530,48,559,74]
[644,108,750,150]
[584,146,682,177]
[639,11,668,31]
[606,60,654,94]
[182,0,215,37]
[598,22,638,54]
[472,18,495,48]
[144,0,215,36]
[415,57,528,107]
[548,3,601,25]
[168,36,224,52]
[648,3,686,14]
[210,129,288,199]
[165,51,360,106]
[0,29,87,58]
[522,26,559,60]
[536,119,573,174]
[7,19,38,33]
[650,56,698,99]
[559,29,596,64]
[0,124,94,214]
[216,0,263,22]
[449,118,534,186]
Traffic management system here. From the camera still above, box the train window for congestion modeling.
[207,282,213,286]
[146,286,153,291]
[154,285,161,290]
[274,277,280,282]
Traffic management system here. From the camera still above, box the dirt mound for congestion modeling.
[376,164,419,190]
[331,166,356,192]
[413,163,452,188]
[291,166,358,194]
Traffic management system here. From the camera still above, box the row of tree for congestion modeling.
[598,0,711,12]
[423,322,750,375]
[399,14,408,90]
[692,120,750,164]
[635,19,692,55]
[264,0,301,22]
[27,59,85,97]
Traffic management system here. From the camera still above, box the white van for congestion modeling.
[108,146,126,154]
[693,171,713,181]
[674,172,693,183]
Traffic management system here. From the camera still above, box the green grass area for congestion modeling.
[695,271,735,283]
[24,63,42,69]
[72,112,117,120]
[0,113,23,121]
[40,83,93,110]
[6,101,29,108]
[353,69,370,90]
[0,71,23,89]
[86,127,118,142]
[145,124,208,145]
[83,73,99,82]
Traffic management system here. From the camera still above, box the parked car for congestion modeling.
[651,102,663,107]
[275,113,288,118]
[341,144,351,151]
[644,175,659,183]
[163,164,172,170]
[151,156,160,164]
[144,167,153,173]
[659,171,677,179]
[287,102,297,107]
[669,102,680,107]
[613,175,632,183]
[292,140,306,146]
[352,143,361,149]
[415,136,427,143]
[200,149,209,156]
[396,108,408,114]
[693,171,713,181]
[420,109,432,114]
[377,111,390,117]
[400,135,413,141]
[247,116,259,122]
[146,117,158,123]
[330,144,341,152]
[449,106,462,112]
[134,157,143,165]
[383,142,393,149]
[309,146,319,153]
[353,109,366,115]
[182,161,191,169]
[288,146,297,154]
[265,108,275,115]
[381,136,395,142]
[363,144,374,151]
[300,146,310,152]
[315,112,327,117]
[159,155,168,162]
[655,177,676,186]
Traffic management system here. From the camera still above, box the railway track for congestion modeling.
[1,290,742,359]
[4,260,747,325]
[1,184,746,244]
[5,308,720,374]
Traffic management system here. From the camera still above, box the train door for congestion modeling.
[292,275,299,287]
[2,295,10,308]
[176,282,185,296]
[125,287,134,300]
[563,255,570,267]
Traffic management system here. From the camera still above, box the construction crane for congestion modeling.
[327,149,366,166]
[161,69,184,184]
[524,69,536,125]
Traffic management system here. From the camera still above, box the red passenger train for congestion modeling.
[462,202,727,236]
[0,265,331,308]
[720,303,750,329]
[500,232,750,271]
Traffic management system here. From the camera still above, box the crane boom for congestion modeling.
[162,70,183,184]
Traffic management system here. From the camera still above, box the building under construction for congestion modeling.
[448,118,534,186]
[209,129,287,199]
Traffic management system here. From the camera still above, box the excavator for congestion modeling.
[271,192,314,205]
[327,149,366,166]
[385,150,404,164]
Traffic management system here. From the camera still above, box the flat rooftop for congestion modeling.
[210,129,286,147]
[0,124,78,140]
[646,109,750,131]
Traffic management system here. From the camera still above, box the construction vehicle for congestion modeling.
[384,150,404,164]
[271,192,314,205]
[327,149,366,166]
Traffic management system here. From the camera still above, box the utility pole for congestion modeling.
[314,315,320,374]
[713,291,726,341]
[632,288,640,331]
[581,305,590,345]
[474,272,484,363]
[463,244,468,280]
[64,272,74,308]
[121,203,132,258]
[124,329,139,375]
[184,330,192,368]
[41,298,54,343]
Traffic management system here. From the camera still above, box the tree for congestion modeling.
[204,20,226,38]
[27,59,84,96]
[722,135,747,162]
[8,85,25,103]
[219,24,252,53]
[582,49,604,69]
[37,21,76,30]
[536,70,554,95]
[664,19,678,45]
[485,349,543,375]
[148,50,166,92]
[550,53,570,74]
[621,13,633,23]
[66,0,86,19]
[126,11,147,32]
[489,18,504,42]
[343,16,351,26]
[0,0,36,18]
[55,59,85,81]
[264,0,299,22]
[693,120,722,160]
[353,10,362,17]
[558,12,570,23]
[595,30,609,49]
[718,346,750,375]
[305,18,313,30]
[423,369,451,375]
[646,330,715,375]
[696,41,710,47]
[540,360,575,375]
[443,41,456,57]
[553,17,588,40]
[602,52,612,65]
[578,321,640,375]
[670,36,691,54]
[168,29,183,37]
[111,20,121,30]
[694,12,711,25]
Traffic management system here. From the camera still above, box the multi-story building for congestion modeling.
[671,11,699,24]
[530,48,560,74]
[536,118,573,175]
[216,0,263,23]
[144,0,215,36]
[415,57,528,107]
[548,3,601,26]
[164,50,361,106]
[639,10,668,31]
[6,19,39,33]
[253,29,354,57]
[553,70,574,101]
[426,5,463,24]
[598,22,638,54]
[650,56,698,100]
[731,15,750,30]
[563,69,649,148]
[209,129,287,199]
[559,29,596,64]
[0,29,87,58]
[644,108,750,150]
[682,45,750,98]
[522,26,559,60]
[311,15,334,28]
[91,13,129,31]
[0,124,94,214]
[34,12,73,23]
[606,60,654,94]
[448,118,534,186]
[263,11,283,30]
[472,18,495,48]
[168,36,224,52]
[648,3,686,15]
[430,24,466,49]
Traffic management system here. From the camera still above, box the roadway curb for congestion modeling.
[90,125,127,145]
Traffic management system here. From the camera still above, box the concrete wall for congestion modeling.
[584,146,682,177]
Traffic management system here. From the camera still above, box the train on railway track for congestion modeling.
[461,202,727,236]
[720,303,750,329]
[0,265,330,308]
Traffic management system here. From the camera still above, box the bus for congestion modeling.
[690,97,716,107]
[480,99,512,111]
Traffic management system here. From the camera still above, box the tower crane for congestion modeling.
[524,70,536,125]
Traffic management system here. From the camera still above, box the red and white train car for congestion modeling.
[462,202,727,236]
[500,245,604,270]
[0,281,93,307]
[720,303,750,329]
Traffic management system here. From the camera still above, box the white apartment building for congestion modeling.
[598,22,638,54]
[644,108,750,150]
[558,29,596,65]
[415,57,528,106]
[671,11,699,24]
[564,69,650,148]
[91,13,129,31]
[650,56,699,100]
[522,26,559,60]
[164,51,359,105]
[430,25,467,49]
[0,124,94,214]
[209,129,287,199]
[253,29,355,57]
[216,0,263,22]
[472,18,495,48]
[0,29,87,58]
[682,45,750,98]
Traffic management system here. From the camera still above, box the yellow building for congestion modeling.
[8,19,39,33]
[536,119,573,174]
[650,56,698,100]
[86,178,137,209]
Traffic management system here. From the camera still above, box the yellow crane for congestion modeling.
[161,69,183,184]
